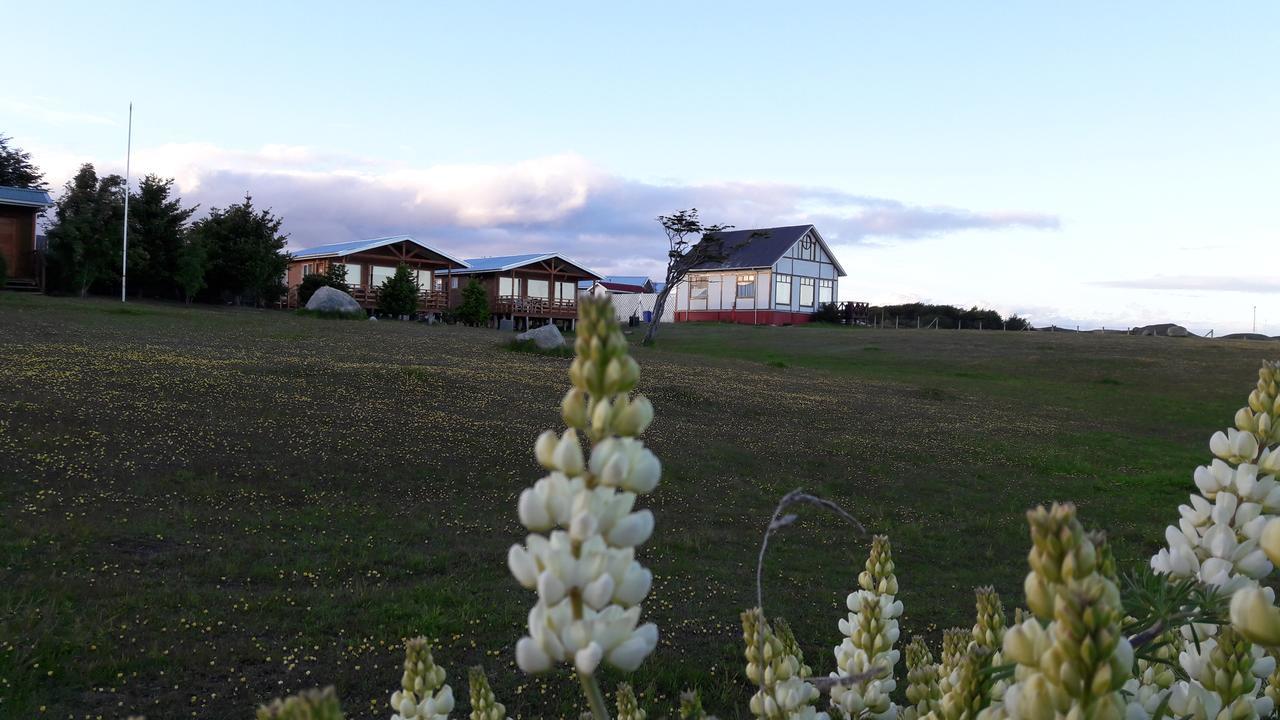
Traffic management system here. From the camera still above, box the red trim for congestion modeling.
[675,310,814,325]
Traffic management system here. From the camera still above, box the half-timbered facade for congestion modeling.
[0,186,54,292]
[285,236,469,312]
[672,224,846,325]
[448,253,602,329]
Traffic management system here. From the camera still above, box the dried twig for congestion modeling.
[752,488,871,699]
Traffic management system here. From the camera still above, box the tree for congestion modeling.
[643,208,733,345]
[195,195,289,306]
[458,278,489,326]
[45,164,126,297]
[174,236,209,305]
[376,263,419,317]
[298,263,349,305]
[129,175,198,299]
[0,135,47,189]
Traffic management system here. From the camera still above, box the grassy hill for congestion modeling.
[0,294,1272,718]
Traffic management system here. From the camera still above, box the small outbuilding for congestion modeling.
[0,185,54,291]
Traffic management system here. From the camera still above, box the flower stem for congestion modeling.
[579,671,612,720]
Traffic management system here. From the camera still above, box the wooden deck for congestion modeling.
[288,287,449,313]
[492,296,578,319]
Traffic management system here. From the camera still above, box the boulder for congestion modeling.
[306,286,363,315]
[516,323,566,350]
[1167,325,1189,337]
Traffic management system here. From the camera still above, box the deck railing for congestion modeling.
[289,286,449,312]
[493,295,578,317]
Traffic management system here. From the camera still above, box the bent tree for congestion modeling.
[643,209,732,345]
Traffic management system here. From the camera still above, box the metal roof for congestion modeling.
[690,224,847,276]
[0,185,54,208]
[288,235,469,267]
[451,252,603,279]
[603,275,653,287]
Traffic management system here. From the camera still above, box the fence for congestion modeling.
[608,293,675,324]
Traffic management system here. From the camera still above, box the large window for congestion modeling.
[798,277,815,307]
[301,263,313,277]
[818,279,834,304]
[526,279,550,299]
[417,269,432,290]
[690,277,709,300]
[371,265,395,287]
[557,281,577,300]
[344,263,364,287]
[774,274,792,306]
[499,276,519,297]
[736,274,756,299]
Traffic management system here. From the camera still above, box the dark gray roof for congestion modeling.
[689,224,846,276]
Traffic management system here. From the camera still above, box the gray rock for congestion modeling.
[306,286,364,315]
[516,323,566,350]
[368,316,378,321]
[1167,325,1188,337]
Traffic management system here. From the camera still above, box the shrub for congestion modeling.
[459,278,489,326]
[813,302,842,323]
[376,263,418,317]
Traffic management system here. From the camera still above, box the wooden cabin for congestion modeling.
[671,224,846,325]
[0,186,54,292]
[449,253,603,329]
[285,236,469,312]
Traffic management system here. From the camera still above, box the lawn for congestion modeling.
[0,294,1274,719]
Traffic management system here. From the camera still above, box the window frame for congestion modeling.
[774,273,792,307]
[736,273,756,299]
[345,263,364,287]
[818,279,834,304]
[526,278,550,299]
[798,276,815,307]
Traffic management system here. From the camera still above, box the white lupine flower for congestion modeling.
[831,536,900,719]
[509,298,661,679]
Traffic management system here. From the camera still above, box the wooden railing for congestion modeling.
[290,286,449,312]
[493,295,578,317]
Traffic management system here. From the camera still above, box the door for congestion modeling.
[0,217,20,279]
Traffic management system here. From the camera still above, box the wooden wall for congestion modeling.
[0,205,38,281]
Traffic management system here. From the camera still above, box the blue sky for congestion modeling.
[4,2,1278,332]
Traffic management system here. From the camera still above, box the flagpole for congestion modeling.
[121,102,132,302]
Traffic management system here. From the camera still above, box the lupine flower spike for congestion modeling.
[830,534,901,720]
[258,687,345,720]
[507,298,661,720]
[743,608,829,720]
[467,667,505,720]
[901,638,942,720]
[615,683,647,720]
[983,503,1132,720]
[390,637,454,720]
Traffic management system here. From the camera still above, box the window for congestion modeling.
[774,274,792,306]
[797,234,818,261]
[451,277,459,289]
[798,277,815,307]
[433,277,445,292]
[371,265,395,287]
[345,263,363,287]
[818,279,834,304]
[417,269,432,290]
[302,263,313,277]
[557,281,577,300]
[526,279,550,299]
[499,276,518,296]
[690,277,709,300]
[736,274,756,299]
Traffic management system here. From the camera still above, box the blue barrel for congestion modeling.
[642,310,653,323]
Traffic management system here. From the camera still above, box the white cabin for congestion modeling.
[672,224,846,324]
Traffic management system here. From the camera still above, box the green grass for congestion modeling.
[0,294,1275,718]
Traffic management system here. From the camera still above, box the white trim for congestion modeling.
[290,235,470,267]
[450,252,604,279]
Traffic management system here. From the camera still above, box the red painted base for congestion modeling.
[675,310,814,325]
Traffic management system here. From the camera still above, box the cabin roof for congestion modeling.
[451,252,603,279]
[0,185,54,208]
[289,235,469,267]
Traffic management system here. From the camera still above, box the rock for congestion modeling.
[1167,325,1188,337]
[368,316,378,321]
[306,286,363,315]
[516,323,566,350]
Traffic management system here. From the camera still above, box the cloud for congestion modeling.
[52,144,1060,278]
[1,98,118,127]
[1091,275,1280,294]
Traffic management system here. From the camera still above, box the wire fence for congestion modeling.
[608,293,675,323]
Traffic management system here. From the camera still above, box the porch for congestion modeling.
[288,286,450,314]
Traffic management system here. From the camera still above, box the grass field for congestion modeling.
[1,293,1275,719]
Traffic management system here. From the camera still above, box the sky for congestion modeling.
[4,2,1278,333]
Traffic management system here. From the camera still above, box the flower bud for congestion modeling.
[561,389,588,429]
